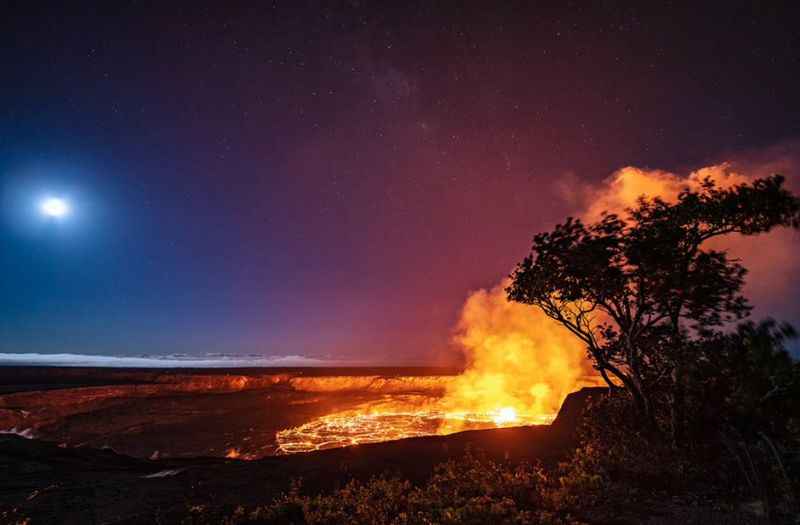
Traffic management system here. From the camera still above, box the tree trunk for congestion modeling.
[670,364,685,448]
[605,365,655,431]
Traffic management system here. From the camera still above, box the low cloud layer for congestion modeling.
[0,352,339,368]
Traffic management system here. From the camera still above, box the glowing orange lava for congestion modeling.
[491,406,518,425]
[275,395,555,454]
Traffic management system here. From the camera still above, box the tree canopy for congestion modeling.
[507,175,800,441]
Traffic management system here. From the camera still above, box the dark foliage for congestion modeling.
[180,452,574,525]
[507,175,800,445]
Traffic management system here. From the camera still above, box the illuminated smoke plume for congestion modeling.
[440,281,596,428]
[443,155,798,423]
[584,163,799,313]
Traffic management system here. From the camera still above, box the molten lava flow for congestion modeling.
[492,406,518,425]
[275,395,553,454]
[276,411,438,454]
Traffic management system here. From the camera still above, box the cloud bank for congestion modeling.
[0,352,340,368]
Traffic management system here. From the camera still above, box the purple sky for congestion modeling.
[1,4,799,363]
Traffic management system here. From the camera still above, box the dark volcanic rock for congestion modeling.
[1,427,557,524]
[551,386,609,437]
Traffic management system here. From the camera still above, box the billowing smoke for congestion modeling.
[583,163,799,316]
[440,281,595,425]
[443,152,799,421]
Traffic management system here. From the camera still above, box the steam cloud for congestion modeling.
[441,282,594,422]
[445,150,799,419]
[583,163,799,315]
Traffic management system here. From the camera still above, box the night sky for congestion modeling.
[2,3,800,364]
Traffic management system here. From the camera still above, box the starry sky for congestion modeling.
[2,3,800,364]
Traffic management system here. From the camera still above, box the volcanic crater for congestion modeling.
[0,367,598,460]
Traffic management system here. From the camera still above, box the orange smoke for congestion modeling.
[584,164,799,309]
[439,281,598,431]
[441,161,797,430]
[580,164,749,223]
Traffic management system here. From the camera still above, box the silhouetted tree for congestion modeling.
[507,175,800,444]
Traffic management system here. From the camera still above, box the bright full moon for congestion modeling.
[40,197,70,218]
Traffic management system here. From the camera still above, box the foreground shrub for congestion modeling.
[181,453,580,525]
[552,390,799,523]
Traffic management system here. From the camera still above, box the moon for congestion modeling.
[40,197,70,218]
